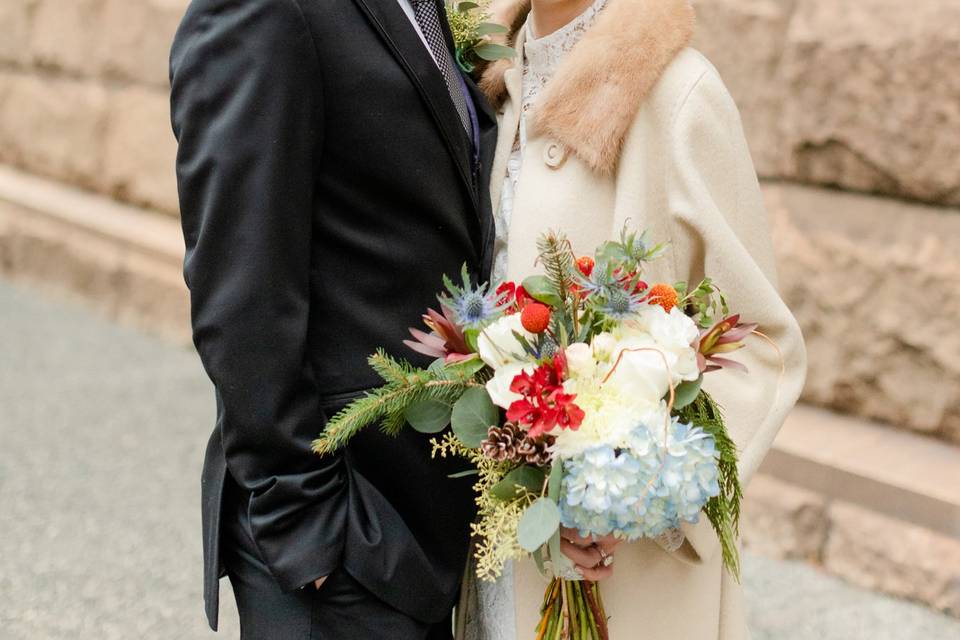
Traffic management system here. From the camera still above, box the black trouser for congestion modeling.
[221,482,454,640]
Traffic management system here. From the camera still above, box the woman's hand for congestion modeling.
[560,526,622,581]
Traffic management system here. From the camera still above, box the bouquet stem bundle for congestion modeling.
[537,579,608,640]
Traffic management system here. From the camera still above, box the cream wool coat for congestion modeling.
[462,0,808,638]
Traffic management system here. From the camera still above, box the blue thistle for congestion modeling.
[438,264,502,328]
[597,286,646,320]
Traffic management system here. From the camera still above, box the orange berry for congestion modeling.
[647,283,679,313]
[520,303,552,334]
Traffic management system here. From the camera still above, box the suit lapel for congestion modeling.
[352,0,477,211]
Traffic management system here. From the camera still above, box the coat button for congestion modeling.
[543,142,567,168]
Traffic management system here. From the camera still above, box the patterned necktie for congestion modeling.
[409,0,473,138]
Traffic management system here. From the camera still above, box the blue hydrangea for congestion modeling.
[559,419,721,541]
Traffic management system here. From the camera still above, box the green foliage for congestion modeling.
[677,277,729,328]
[404,398,453,434]
[596,226,666,272]
[491,465,546,501]
[518,497,561,552]
[446,1,516,74]
[312,349,481,455]
[676,391,743,579]
[521,275,563,307]
[451,386,499,448]
[671,374,704,409]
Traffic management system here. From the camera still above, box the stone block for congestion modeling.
[96,0,188,87]
[694,0,960,205]
[102,87,179,214]
[766,183,960,444]
[741,474,828,562]
[0,72,108,190]
[824,501,960,617]
[28,0,105,77]
[0,0,37,67]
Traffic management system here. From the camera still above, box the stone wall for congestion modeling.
[693,0,960,206]
[0,0,185,215]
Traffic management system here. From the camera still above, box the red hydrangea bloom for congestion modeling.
[506,352,585,438]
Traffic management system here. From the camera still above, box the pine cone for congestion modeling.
[517,434,555,466]
[481,422,524,462]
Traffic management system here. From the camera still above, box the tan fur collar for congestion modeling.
[480,0,695,173]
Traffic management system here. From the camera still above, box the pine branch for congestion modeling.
[676,391,743,579]
[537,231,575,305]
[368,348,416,385]
[312,354,483,455]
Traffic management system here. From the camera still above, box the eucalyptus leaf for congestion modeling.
[447,355,485,379]
[405,398,452,434]
[671,375,704,410]
[490,465,546,501]
[473,43,517,62]
[476,22,509,35]
[532,546,546,576]
[451,387,498,448]
[547,461,563,501]
[521,275,563,307]
[448,469,479,479]
[518,497,561,552]
[456,1,479,11]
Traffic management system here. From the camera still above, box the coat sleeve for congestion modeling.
[664,64,808,564]
[169,0,347,591]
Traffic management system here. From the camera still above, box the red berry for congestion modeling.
[576,256,595,277]
[520,303,551,334]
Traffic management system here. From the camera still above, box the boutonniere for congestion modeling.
[446,1,516,74]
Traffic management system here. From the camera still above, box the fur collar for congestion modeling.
[480,0,695,173]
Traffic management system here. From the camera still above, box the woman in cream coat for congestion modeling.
[458,0,807,638]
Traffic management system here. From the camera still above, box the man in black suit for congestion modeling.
[169,0,497,636]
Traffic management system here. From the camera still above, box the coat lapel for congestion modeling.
[352,0,476,209]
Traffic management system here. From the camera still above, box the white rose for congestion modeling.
[477,314,533,370]
[604,338,672,403]
[485,362,532,409]
[591,332,617,362]
[564,342,595,379]
[641,306,701,382]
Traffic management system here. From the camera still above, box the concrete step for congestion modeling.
[764,404,960,539]
[0,164,188,341]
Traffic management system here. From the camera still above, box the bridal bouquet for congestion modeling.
[314,228,753,639]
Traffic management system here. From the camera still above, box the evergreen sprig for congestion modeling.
[536,231,575,304]
[311,349,480,455]
[676,391,743,579]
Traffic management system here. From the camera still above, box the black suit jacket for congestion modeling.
[169,0,497,629]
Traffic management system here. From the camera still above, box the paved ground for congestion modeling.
[2,278,960,640]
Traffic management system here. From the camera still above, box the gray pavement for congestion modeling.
[2,278,959,640]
